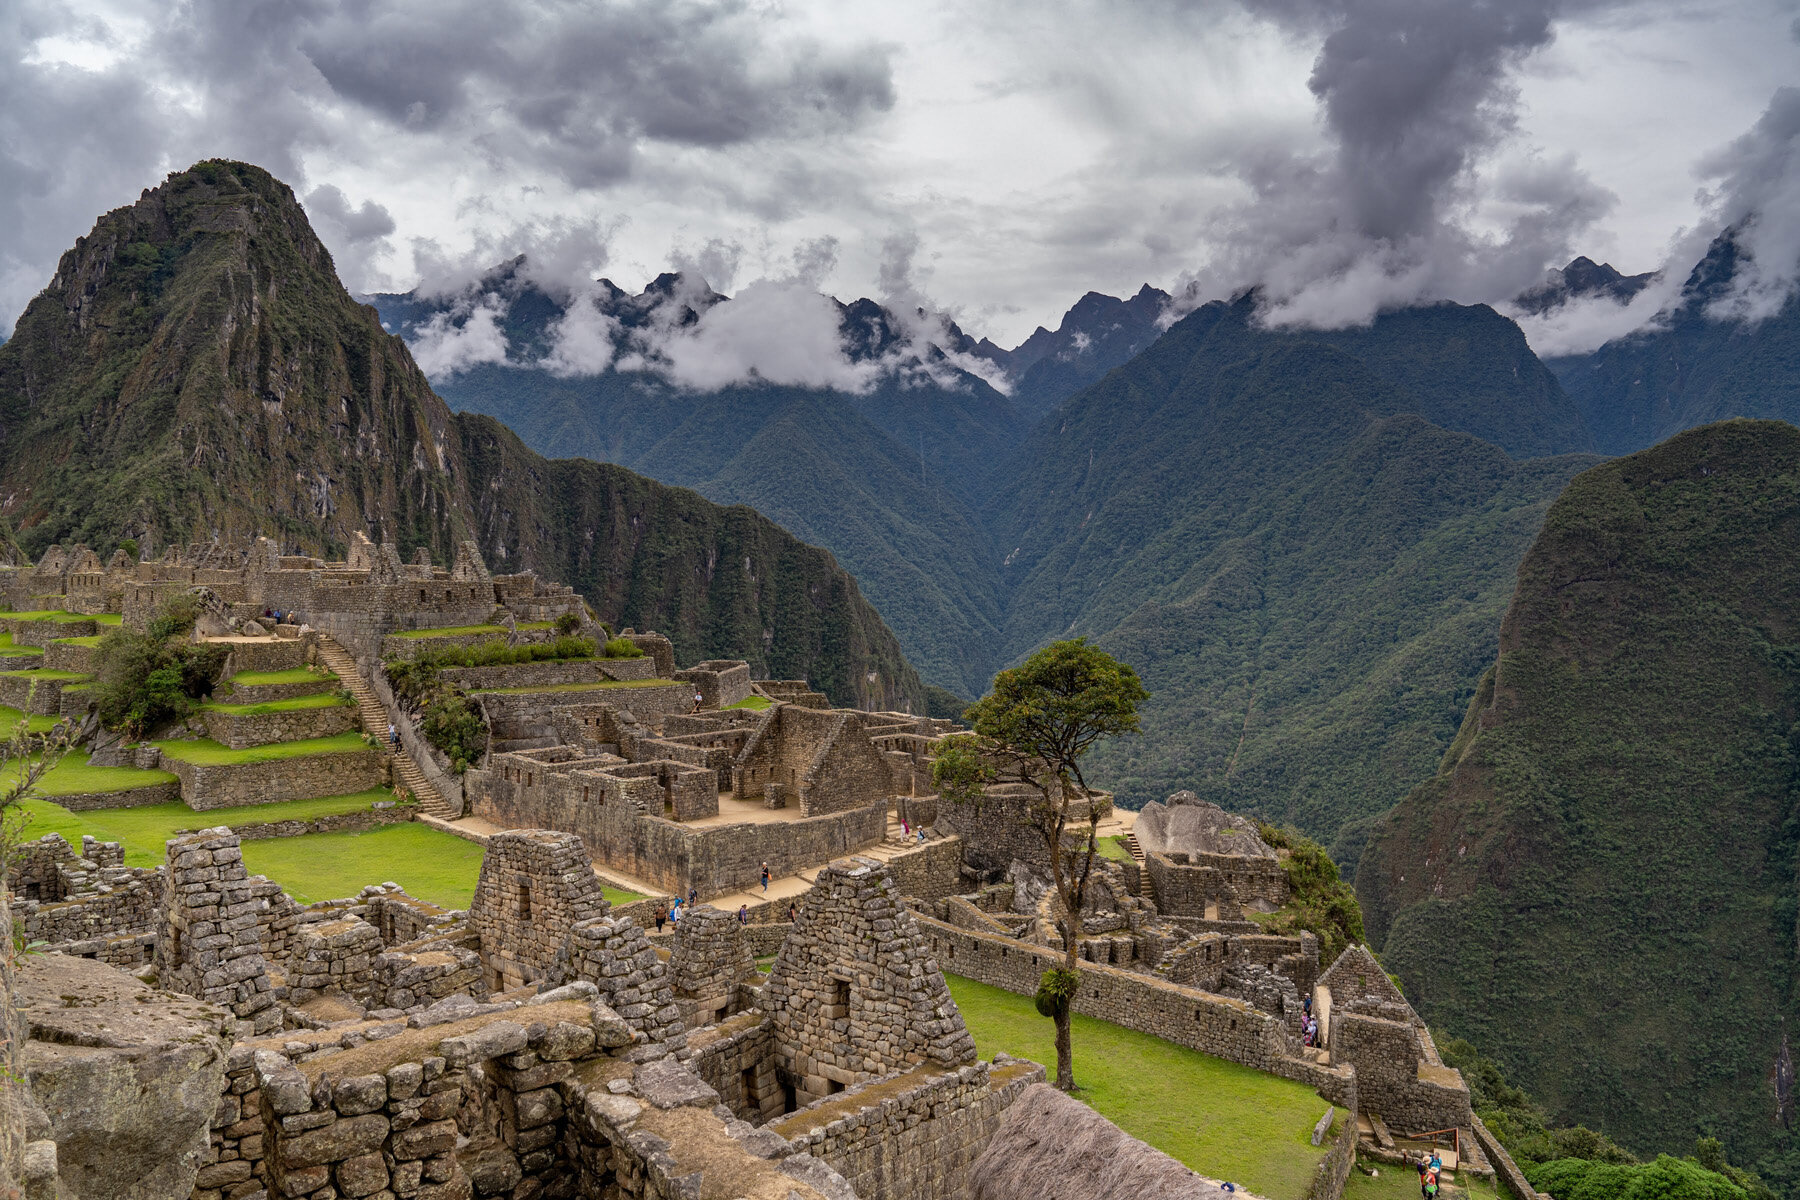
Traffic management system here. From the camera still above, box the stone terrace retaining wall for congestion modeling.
[199,803,413,842]
[217,673,337,704]
[49,779,181,811]
[43,641,98,673]
[770,1058,1046,1200]
[917,911,1351,1105]
[1473,1114,1541,1200]
[202,700,357,749]
[0,674,79,714]
[881,836,967,901]
[220,638,309,675]
[1333,1011,1472,1134]
[442,659,610,690]
[169,748,386,810]
[9,617,95,646]
[1306,1105,1359,1200]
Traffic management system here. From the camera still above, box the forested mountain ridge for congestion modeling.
[0,160,923,710]
[1358,419,1800,1190]
[984,294,1597,851]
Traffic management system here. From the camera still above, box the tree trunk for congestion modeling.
[1054,1000,1075,1090]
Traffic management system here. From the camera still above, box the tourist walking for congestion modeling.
[787,902,797,923]
[655,906,666,933]
[738,904,748,926]
[691,689,704,714]
[688,886,698,907]
[760,862,770,892]
[388,722,399,749]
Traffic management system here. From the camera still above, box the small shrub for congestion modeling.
[420,692,487,771]
[554,613,581,636]
[91,595,227,737]
[602,636,645,659]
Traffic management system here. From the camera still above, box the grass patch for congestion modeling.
[49,635,106,648]
[2,753,177,796]
[603,885,646,906]
[1097,834,1133,862]
[946,974,1333,1196]
[241,822,483,908]
[725,695,773,711]
[227,667,336,687]
[392,622,553,639]
[1343,1160,1499,1199]
[0,610,98,622]
[0,706,63,735]
[470,679,674,696]
[0,637,44,656]
[154,732,369,765]
[202,693,351,716]
[16,788,399,869]
[0,669,89,681]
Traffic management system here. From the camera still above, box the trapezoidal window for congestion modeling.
[517,878,532,921]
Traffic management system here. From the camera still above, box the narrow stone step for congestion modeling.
[314,634,456,820]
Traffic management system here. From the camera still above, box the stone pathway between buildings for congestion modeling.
[314,634,456,820]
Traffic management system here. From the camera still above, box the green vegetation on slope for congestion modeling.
[3,754,177,796]
[1358,421,1800,1191]
[945,973,1335,1196]
[228,667,336,687]
[986,295,1595,849]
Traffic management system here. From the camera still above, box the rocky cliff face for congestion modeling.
[1358,419,1800,1185]
[0,161,921,710]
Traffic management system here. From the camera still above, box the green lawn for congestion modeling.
[604,885,646,905]
[1097,834,1134,862]
[0,610,98,622]
[227,667,336,687]
[1343,1160,1498,1199]
[241,822,484,908]
[202,693,350,716]
[16,788,402,869]
[945,974,1336,1197]
[5,753,178,796]
[0,636,43,655]
[49,635,106,648]
[470,679,673,695]
[725,696,773,711]
[155,732,369,765]
[0,706,64,735]
[392,621,553,639]
[0,669,89,681]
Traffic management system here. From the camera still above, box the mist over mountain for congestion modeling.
[0,161,923,711]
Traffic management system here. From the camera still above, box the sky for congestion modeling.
[4,0,1799,355]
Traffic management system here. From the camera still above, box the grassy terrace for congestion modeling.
[202,693,350,716]
[154,732,369,765]
[945,974,1336,1197]
[725,696,773,711]
[469,679,673,696]
[49,634,107,648]
[392,621,554,639]
[0,636,43,655]
[0,706,63,735]
[0,669,89,681]
[3,753,178,796]
[0,611,120,624]
[18,788,402,870]
[228,667,336,687]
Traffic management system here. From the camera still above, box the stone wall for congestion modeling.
[469,755,885,898]
[917,911,1350,1104]
[933,788,1052,875]
[201,700,357,749]
[0,673,80,714]
[1331,1012,1472,1134]
[467,830,612,990]
[880,835,967,901]
[673,660,752,709]
[202,802,414,842]
[157,828,281,1035]
[561,915,689,1051]
[1147,849,1288,913]
[46,779,182,811]
[666,904,758,1028]
[169,747,386,810]
[441,660,611,691]
[770,1057,1045,1200]
[765,857,977,1107]
[474,684,690,751]
[218,672,337,704]
[221,638,308,675]
[687,1011,785,1124]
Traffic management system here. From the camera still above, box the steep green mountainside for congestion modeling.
[998,284,1173,423]
[1358,420,1800,1189]
[987,296,1596,847]
[0,161,922,710]
[1553,232,1800,454]
[372,279,1022,695]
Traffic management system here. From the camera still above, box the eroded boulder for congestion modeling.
[17,953,233,1200]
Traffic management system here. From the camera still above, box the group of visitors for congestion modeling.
[1302,1012,1320,1046]
[1415,1150,1444,1198]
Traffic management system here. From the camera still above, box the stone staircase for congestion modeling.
[313,635,455,820]
[1126,832,1145,863]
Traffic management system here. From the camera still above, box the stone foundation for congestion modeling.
[168,747,385,810]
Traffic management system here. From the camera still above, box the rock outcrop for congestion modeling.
[1133,791,1276,859]
[15,952,233,1200]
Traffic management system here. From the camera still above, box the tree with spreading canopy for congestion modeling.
[932,637,1147,1091]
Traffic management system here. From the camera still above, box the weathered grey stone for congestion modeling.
[633,1057,720,1110]
[17,953,232,1200]
[282,1114,390,1168]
